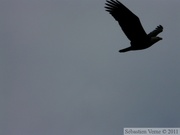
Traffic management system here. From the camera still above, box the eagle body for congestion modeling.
[105,0,163,53]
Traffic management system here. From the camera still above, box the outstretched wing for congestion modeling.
[148,25,163,37]
[105,0,148,42]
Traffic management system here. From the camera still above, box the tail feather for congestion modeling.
[119,47,131,53]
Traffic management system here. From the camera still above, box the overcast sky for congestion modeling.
[1,0,180,135]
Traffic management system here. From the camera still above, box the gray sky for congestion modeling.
[1,0,180,135]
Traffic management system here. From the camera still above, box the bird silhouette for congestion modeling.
[105,0,163,52]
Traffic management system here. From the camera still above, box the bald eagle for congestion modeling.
[105,0,163,52]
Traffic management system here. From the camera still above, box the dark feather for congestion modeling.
[105,0,163,53]
[105,0,148,42]
[148,25,163,37]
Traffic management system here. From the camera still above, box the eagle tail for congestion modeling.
[119,47,132,53]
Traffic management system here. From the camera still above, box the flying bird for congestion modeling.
[105,0,163,52]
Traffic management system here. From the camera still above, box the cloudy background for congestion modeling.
[1,0,180,135]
